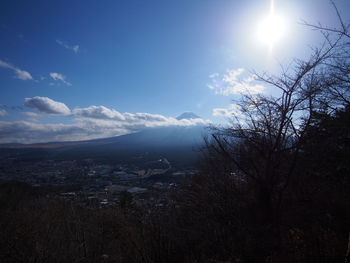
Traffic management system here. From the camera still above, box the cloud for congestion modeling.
[72,106,207,126]
[0,104,23,111]
[212,104,242,117]
[0,120,129,144]
[208,68,264,95]
[0,59,33,80]
[20,111,40,122]
[24,96,71,115]
[0,109,8,116]
[0,115,209,144]
[73,106,125,120]
[49,72,72,86]
[56,39,80,53]
[209,73,219,79]
[0,96,211,143]
[21,111,40,118]
[73,106,208,127]
[75,113,209,132]
[123,112,169,123]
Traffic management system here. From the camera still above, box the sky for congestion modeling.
[1,0,350,143]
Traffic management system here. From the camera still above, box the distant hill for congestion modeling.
[57,125,207,165]
[0,114,209,166]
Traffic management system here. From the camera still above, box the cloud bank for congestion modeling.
[73,106,125,120]
[0,97,210,144]
[0,120,130,144]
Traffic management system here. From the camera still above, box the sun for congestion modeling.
[256,1,287,49]
[258,14,286,48]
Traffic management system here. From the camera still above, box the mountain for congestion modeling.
[176,112,201,120]
[0,114,209,166]
[54,125,207,165]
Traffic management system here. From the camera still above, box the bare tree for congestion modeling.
[302,1,350,109]
[208,47,335,222]
[194,4,350,261]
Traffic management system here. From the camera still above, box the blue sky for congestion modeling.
[1,0,350,143]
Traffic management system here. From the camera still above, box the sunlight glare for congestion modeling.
[256,1,287,49]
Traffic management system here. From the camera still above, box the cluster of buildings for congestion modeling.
[0,156,196,208]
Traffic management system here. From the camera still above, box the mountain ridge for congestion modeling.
[0,124,208,165]
[0,112,205,148]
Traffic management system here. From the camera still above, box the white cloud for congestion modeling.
[0,115,210,144]
[56,39,80,53]
[208,68,265,95]
[223,68,245,83]
[73,106,208,127]
[20,111,40,122]
[123,112,169,123]
[209,73,219,79]
[0,120,129,144]
[0,59,33,80]
[50,72,72,86]
[78,114,209,132]
[212,104,242,117]
[0,97,211,143]
[73,106,125,120]
[74,110,209,128]
[24,97,71,115]
[0,109,8,116]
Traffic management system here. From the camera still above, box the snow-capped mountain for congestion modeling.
[176,112,201,120]
[0,113,209,165]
